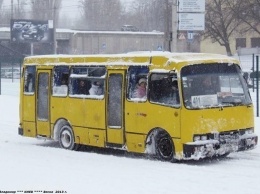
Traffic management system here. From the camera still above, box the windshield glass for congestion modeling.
[181,63,252,109]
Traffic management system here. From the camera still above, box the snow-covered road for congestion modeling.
[0,79,259,194]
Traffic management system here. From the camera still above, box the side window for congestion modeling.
[69,66,106,98]
[52,66,69,97]
[24,66,36,94]
[150,73,180,106]
[127,66,149,101]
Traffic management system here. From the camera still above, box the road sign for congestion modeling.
[178,33,186,40]
[187,31,193,40]
[178,0,205,12]
[178,13,205,31]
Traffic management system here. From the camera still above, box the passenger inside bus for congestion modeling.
[191,75,216,96]
[200,76,215,95]
[61,73,69,86]
[133,78,147,98]
[78,80,88,95]
[159,78,179,105]
[89,81,103,95]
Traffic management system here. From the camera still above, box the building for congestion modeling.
[0,27,165,56]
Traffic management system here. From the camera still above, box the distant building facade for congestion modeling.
[0,28,165,55]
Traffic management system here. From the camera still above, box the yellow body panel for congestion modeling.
[23,121,36,137]
[23,95,36,122]
[107,128,124,144]
[181,106,254,143]
[51,97,106,129]
[125,133,146,153]
[88,129,105,147]
[73,126,90,145]
[125,101,181,137]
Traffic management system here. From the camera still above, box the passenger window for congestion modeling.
[150,73,180,107]
[69,66,106,98]
[52,66,69,97]
[24,66,36,94]
[127,66,149,101]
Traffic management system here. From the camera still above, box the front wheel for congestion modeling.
[155,131,175,162]
[59,124,78,150]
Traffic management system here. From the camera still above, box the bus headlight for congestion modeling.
[193,136,200,142]
[193,134,208,142]
[246,129,254,134]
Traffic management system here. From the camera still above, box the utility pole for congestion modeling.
[11,0,13,19]
[53,0,57,54]
[171,0,178,52]
[164,0,171,51]
[52,0,61,54]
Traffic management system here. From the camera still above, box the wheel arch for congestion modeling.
[53,118,71,141]
[145,127,174,155]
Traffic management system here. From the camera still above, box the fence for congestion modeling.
[0,62,22,95]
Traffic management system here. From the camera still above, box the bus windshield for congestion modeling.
[181,63,252,109]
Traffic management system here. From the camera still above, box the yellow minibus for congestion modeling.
[18,52,258,161]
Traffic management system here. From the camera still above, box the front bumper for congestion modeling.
[183,133,258,160]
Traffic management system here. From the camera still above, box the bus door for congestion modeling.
[36,70,51,137]
[106,70,125,145]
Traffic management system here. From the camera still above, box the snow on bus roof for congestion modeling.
[24,52,239,66]
[166,53,239,64]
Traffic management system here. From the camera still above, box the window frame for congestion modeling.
[24,66,36,95]
[69,66,106,99]
[149,72,180,108]
[126,66,149,102]
[52,66,70,97]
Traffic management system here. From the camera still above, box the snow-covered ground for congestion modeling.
[0,78,259,194]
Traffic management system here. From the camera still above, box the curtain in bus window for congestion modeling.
[108,74,122,127]
[37,73,49,120]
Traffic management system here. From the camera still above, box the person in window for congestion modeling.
[89,81,103,95]
[61,79,67,85]
[78,80,88,94]
[133,78,147,98]
[61,76,68,86]
[200,76,215,95]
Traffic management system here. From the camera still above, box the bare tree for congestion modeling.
[204,0,244,56]
[0,0,6,26]
[30,0,61,22]
[79,0,122,30]
[0,0,3,8]
[123,0,167,32]
[0,0,27,26]
[227,0,260,35]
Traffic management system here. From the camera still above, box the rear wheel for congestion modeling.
[155,131,175,162]
[59,124,78,150]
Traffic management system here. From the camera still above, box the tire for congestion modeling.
[59,124,78,150]
[155,131,175,162]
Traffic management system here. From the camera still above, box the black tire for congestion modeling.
[59,124,78,150]
[155,131,175,162]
